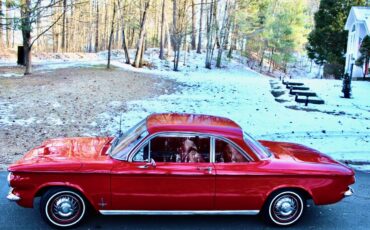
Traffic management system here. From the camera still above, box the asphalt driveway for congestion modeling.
[0,171,369,230]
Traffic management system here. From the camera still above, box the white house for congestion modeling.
[344,6,370,78]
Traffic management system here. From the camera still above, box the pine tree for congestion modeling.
[306,0,366,77]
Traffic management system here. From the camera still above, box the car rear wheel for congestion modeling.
[40,188,87,228]
[262,190,305,226]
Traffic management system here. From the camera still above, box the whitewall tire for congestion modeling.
[40,188,87,228]
[263,190,305,226]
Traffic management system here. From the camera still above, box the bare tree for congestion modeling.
[196,0,203,54]
[205,0,217,69]
[107,0,117,69]
[95,0,99,52]
[0,0,3,48]
[216,0,232,68]
[5,0,12,47]
[133,0,150,68]
[117,0,130,64]
[19,0,65,75]
[61,0,67,52]
[172,0,188,71]
[159,0,166,60]
[165,19,173,57]
[191,0,196,50]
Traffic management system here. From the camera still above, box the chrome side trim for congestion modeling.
[344,187,354,197]
[99,210,260,215]
[7,188,20,201]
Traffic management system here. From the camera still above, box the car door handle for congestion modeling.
[197,166,213,173]
[137,165,149,169]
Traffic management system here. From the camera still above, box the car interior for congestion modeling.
[132,135,248,163]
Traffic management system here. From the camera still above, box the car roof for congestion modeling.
[145,113,243,136]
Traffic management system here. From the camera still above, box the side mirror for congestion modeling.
[149,158,156,168]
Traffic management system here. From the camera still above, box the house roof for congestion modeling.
[345,6,370,33]
[145,113,243,136]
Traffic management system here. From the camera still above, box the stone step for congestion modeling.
[290,90,317,96]
[287,85,310,90]
[282,81,304,86]
[295,96,325,105]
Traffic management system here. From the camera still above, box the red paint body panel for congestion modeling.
[7,113,355,212]
[111,162,215,210]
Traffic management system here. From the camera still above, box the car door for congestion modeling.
[214,138,265,211]
[111,133,215,211]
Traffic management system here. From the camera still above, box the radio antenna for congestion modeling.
[118,113,123,135]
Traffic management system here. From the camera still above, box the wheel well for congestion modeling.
[34,186,91,206]
[35,185,79,197]
[266,187,312,203]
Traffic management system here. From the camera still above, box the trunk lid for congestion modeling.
[259,140,338,164]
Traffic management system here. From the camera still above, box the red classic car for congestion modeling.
[7,113,354,228]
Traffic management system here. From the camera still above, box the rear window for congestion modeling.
[243,132,272,159]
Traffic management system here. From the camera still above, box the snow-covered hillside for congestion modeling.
[1,49,369,170]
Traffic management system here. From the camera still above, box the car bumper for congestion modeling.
[344,187,354,197]
[7,188,21,201]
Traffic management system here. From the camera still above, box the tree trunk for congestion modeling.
[107,1,116,69]
[61,0,67,52]
[216,1,230,68]
[20,0,32,75]
[88,0,93,52]
[173,0,179,71]
[165,20,173,57]
[24,44,32,74]
[0,0,3,48]
[364,56,369,79]
[5,0,11,47]
[205,0,216,69]
[121,28,130,64]
[191,0,196,50]
[95,0,99,52]
[159,0,166,60]
[118,0,130,64]
[259,46,265,72]
[268,47,274,72]
[139,33,146,67]
[196,0,203,54]
[133,1,150,68]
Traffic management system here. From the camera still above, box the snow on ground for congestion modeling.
[1,49,369,171]
[99,49,370,171]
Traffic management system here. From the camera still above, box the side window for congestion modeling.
[132,144,149,162]
[150,135,210,163]
[215,139,248,163]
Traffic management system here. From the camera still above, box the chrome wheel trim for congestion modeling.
[268,191,304,226]
[45,191,86,227]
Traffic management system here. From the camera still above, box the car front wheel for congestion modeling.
[40,188,87,228]
[263,190,305,226]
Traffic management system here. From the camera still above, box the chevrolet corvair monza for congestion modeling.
[7,113,354,228]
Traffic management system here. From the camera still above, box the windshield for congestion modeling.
[110,119,148,160]
[243,132,272,159]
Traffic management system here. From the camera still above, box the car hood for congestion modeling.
[259,140,338,164]
[8,137,113,172]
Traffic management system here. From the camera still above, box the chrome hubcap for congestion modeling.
[272,195,299,221]
[51,195,80,220]
[275,197,296,216]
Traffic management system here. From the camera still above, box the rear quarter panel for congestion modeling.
[214,160,355,210]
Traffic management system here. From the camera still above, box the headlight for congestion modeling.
[7,172,12,186]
